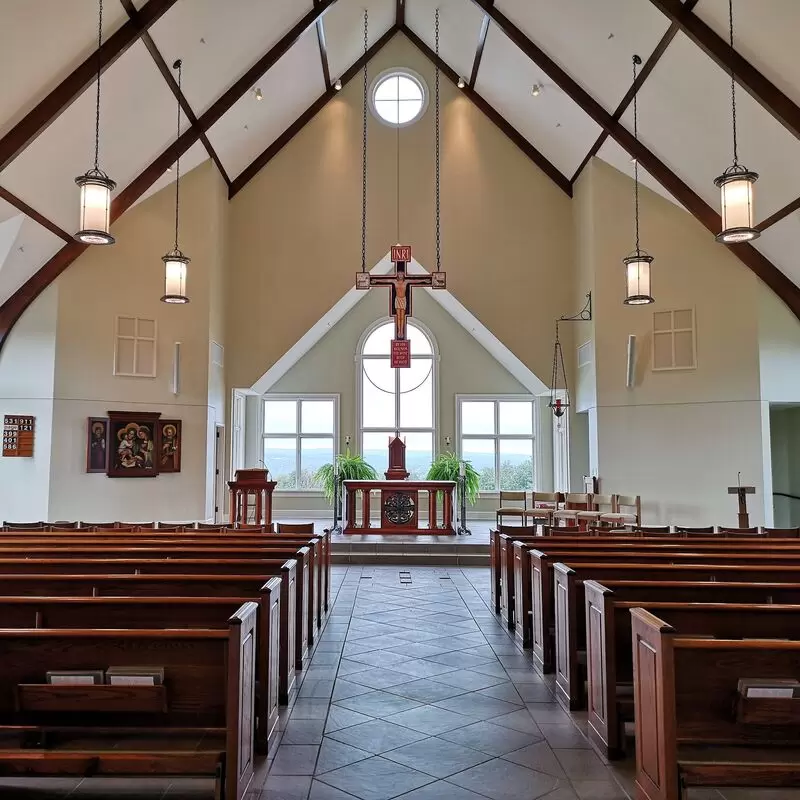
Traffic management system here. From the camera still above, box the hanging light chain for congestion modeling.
[435,8,441,273]
[173,60,183,251]
[728,0,739,166]
[361,10,369,273]
[93,0,104,170]
[632,54,641,255]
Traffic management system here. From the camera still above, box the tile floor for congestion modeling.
[2,565,794,799]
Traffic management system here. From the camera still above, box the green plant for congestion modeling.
[314,451,379,504]
[426,451,480,505]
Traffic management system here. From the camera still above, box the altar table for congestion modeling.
[343,480,456,534]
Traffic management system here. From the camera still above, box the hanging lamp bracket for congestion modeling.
[559,292,592,323]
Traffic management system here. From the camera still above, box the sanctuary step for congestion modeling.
[330,536,489,566]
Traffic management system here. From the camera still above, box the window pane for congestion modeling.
[301,437,333,489]
[375,100,401,124]
[674,330,694,367]
[499,401,533,435]
[374,75,399,102]
[399,361,433,428]
[301,400,334,433]
[136,318,155,339]
[265,400,296,433]
[134,340,154,375]
[362,360,396,428]
[116,338,135,374]
[499,439,533,491]
[396,100,422,124]
[653,332,673,369]
[363,322,394,355]
[462,438,496,491]
[117,317,135,337]
[402,431,433,480]
[264,437,296,489]
[653,311,672,332]
[461,401,495,434]
[397,75,422,101]
[362,431,392,477]
[673,309,693,329]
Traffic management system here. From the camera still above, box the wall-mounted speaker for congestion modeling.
[172,342,181,396]
[626,335,636,389]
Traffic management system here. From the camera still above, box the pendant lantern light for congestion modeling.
[161,59,190,304]
[714,0,759,244]
[623,55,654,306]
[75,0,116,245]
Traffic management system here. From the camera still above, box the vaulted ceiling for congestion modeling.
[1,0,799,347]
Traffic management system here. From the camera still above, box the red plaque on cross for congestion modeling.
[391,245,412,263]
[391,338,411,368]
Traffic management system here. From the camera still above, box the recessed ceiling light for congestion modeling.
[254,87,263,101]
[531,84,542,97]
[334,78,343,91]
[457,76,466,89]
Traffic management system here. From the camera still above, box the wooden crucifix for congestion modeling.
[356,245,446,367]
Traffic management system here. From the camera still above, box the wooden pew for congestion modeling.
[508,536,800,648]
[0,604,258,800]
[0,540,326,636]
[0,528,332,622]
[0,554,312,670]
[584,582,800,758]
[548,557,800,711]
[0,572,297,709]
[0,592,283,754]
[631,608,800,800]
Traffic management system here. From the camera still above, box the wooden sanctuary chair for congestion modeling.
[275,522,315,534]
[496,491,527,527]
[598,494,641,528]
[552,493,590,526]
[523,492,560,526]
[575,494,614,528]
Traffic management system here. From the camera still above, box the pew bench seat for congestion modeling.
[677,745,800,790]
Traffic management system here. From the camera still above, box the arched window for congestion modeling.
[358,321,436,479]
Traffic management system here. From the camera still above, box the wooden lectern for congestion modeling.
[728,484,756,528]
[228,469,277,527]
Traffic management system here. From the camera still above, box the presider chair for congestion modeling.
[496,491,527,528]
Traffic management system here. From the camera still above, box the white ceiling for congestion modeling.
[0,0,799,308]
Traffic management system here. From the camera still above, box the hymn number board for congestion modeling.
[3,415,35,457]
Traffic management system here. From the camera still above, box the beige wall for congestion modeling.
[245,287,532,515]
[227,33,573,392]
[43,160,227,523]
[576,158,773,525]
[0,285,58,521]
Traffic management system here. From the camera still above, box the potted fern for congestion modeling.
[427,451,480,505]
[315,451,378,504]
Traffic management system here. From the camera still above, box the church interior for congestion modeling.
[1,0,800,798]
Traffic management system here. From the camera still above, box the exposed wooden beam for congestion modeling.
[312,0,332,87]
[469,13,491,89]
[119,0,231,187]
[648,0,800,140]
[0,187,71,242]
[470,0,800,321]
[757,196,800,233]
[402,25,571,197]
[0,0,179,173]
[396,0,405,26]
[571,20,681,183]
[231,27,399,198]
[0,0,340,352]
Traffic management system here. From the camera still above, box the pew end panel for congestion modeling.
[584,580,623,760]
[631,608,678,800]
[554,562,585,712]
[530,550,555,673]
[512,542,532,649]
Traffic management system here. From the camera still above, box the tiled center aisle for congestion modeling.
[264,566,630,800]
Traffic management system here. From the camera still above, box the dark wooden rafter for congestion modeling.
[470,0,800,321]
[312,0,332,87]
[231,26,399,198]
[469,13,491,89]
[0,0,339,350]
[648,0,800,140]
[119,0,231,187]
[757,196,800,233]
[402,25,571,197]
[396,0,405,27]
[571,0,700,184]
[0,0,179,173]
[0,187,71,242]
